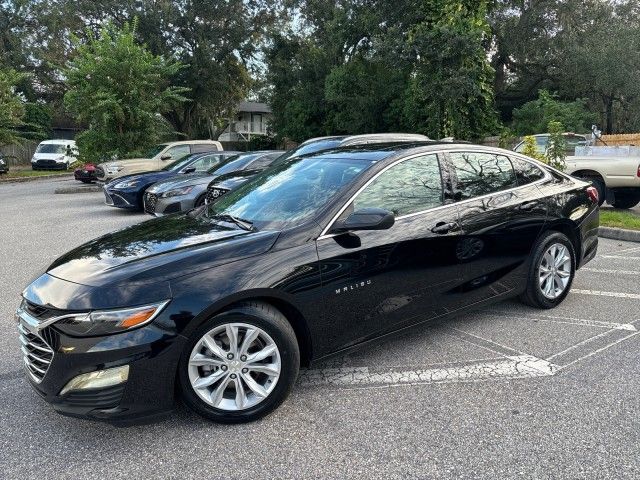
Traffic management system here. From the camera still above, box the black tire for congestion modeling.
[612,192,640,209]
[519,231,576,309]
[178,301,300,424]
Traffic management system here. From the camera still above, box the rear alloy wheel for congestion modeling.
[179,302,299,423]
[520,232,575,309]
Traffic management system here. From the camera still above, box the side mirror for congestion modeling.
[160,154,172,160]
[183,167,196,174]
[331,207,395,233]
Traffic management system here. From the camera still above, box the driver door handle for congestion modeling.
[431,222,459,235]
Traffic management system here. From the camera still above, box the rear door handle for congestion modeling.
[431,222,458,235]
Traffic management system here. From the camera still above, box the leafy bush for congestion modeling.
[520,136,546,162]
[545,121,567,171]
[512,90,596,136]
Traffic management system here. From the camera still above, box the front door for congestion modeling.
[315,153,462,355]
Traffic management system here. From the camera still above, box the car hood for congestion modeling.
[107,170,176,188]
[147,173,215,193]
[214,172,259,190]
[46,214,280,287]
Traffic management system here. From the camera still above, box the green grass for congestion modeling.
[1,166,71,179]
[600,209,640,231]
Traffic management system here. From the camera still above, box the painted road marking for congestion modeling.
[298,355,558,388]
[487,310,637,332]
[556,331,640,369]
[572,289,640,300]
[582,268,640,276]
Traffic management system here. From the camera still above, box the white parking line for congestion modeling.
[582,268,640,275]
[298,355,558,388]
[487,310,637,332]
[572,289,640,300]
[557,331,640,369]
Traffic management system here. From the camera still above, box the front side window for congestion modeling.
[165,145,191,160]
[510,157,546,185]
[190,154,221,171]
[353,154,443,217]
[449,152,517,200]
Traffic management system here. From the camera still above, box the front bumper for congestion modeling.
[144,191,197,216]
[32,160,67,170]
[16,306,186,425]
[103,186,139,210]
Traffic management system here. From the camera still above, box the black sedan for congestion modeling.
[103,151,239,211]
[16,142,599,425]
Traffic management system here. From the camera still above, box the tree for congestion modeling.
[64,21,188,162]
[0,68,26,146]
[511,90,596,135]
[404,0,498,140]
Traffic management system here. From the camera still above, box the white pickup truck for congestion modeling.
[514,133,640,209]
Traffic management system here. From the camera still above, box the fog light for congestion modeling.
[59,365,129,396]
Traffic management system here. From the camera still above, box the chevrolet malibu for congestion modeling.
[16,142,599,424]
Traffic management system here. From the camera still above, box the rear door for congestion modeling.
[315,153,462,353]
[445,151,548,307]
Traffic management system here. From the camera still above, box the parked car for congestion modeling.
[16,142,599,424]
[143,151,282,216]
[515,133,640,208]
[514,133,588,157]
[74,163,97,183]
[95,140,224,182]
[31,140,77,170]
[103,152,240,211]
[203,151,284,204]
[0,155,8,174]
[201,134,433,205]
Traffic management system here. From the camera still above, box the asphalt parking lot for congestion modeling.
[1,178,640,479]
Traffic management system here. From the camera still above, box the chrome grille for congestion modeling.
[145,192,158,213]
[205,185,229,204]
[17,322,54,383]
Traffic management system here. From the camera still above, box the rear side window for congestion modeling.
[353,154,443,217]
[191,143,219,153]
[510,157,546,185]
[449,152,517,200]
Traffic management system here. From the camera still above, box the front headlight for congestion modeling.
[54,300,170,337]
[113,179,139,189]
[105,164,124,174]
[161,186,194,198]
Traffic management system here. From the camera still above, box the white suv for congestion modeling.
[31,140,77,170]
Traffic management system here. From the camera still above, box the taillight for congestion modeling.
[637,164,640,178]
[586,186,599,204]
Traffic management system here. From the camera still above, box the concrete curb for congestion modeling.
[598,226,640,243]
[54,184,102,194]
[0,173,73,184]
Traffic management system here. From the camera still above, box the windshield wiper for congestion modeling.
[210,213,254,231]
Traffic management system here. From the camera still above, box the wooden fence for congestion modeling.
[0,141,38,166]
[598,134,640,146]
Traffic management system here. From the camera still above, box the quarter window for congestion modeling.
[449,152,517,200]
[353,154,443,217]
[510,157,546,185]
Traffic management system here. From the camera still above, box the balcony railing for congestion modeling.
[231,121,268,135]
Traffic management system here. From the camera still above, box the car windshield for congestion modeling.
[162,155,196,172]
[207,153,262,175]
[144,144,168,158]
[204,156,375,229]
[36,144,67,154]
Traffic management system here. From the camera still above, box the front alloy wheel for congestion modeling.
[179,302,299,423]
[188,323,281,411]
